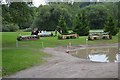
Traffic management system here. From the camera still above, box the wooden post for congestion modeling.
[16,40,18,48]
[69,42,72,48]
[66,45,69,53]
[86,39,88,47]
[86,39,88,59]
[42,42,44,48]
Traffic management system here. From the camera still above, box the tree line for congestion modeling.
[2,2,35,31]
[2,2,120,36]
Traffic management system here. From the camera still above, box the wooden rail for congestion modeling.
[61,34,78,39]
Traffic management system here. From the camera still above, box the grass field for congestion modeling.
[2,32,118,76]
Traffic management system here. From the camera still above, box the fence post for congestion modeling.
[42,42,44,48]
[66,45,69,53]
[69,42,72,48]
[16,40,18,48]
[86,39,88,47]
[86,39,88,59]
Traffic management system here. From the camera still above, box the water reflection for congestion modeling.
[70,47,119,62]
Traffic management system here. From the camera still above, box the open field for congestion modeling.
[2,32,118,76]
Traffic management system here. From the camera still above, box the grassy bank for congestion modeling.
[2,32,50,76]
[2,32,118,76]
[2,48,48,76]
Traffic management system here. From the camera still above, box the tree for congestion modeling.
[2,2,35,30]
[104,17,118,36]
[2,21,19,32]
[58,15,68,34]
[73,13,89,36]
[2,5,11,23]
[31,4,72,31]
[8,2,35,29]
[117,2,120,28]
[81,4,108,29]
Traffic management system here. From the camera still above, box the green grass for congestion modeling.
[2,32,118,76]
[88,35,118,45]
[2,32,50,76]
[2,48,48,76]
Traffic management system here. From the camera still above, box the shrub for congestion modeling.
[104,17,119,36]
[73,13,89,36]
[58,35,62,40]
[2,22,19,32]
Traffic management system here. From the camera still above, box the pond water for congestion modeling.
[69,47,120,63]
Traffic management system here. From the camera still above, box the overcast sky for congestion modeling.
[2,0,119,7]
[1,0,46,7]
[33,0,46,7]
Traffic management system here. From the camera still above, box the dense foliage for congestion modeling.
[73,13,89,36]
[81,4,107,29]
[2,2,35,31]
[2,2,119,35]
[2,21,19,32]
[31,3,73,31]
[58,15,68,34]
[104,17,118,36]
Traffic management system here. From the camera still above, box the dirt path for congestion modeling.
[7,44,118,78]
